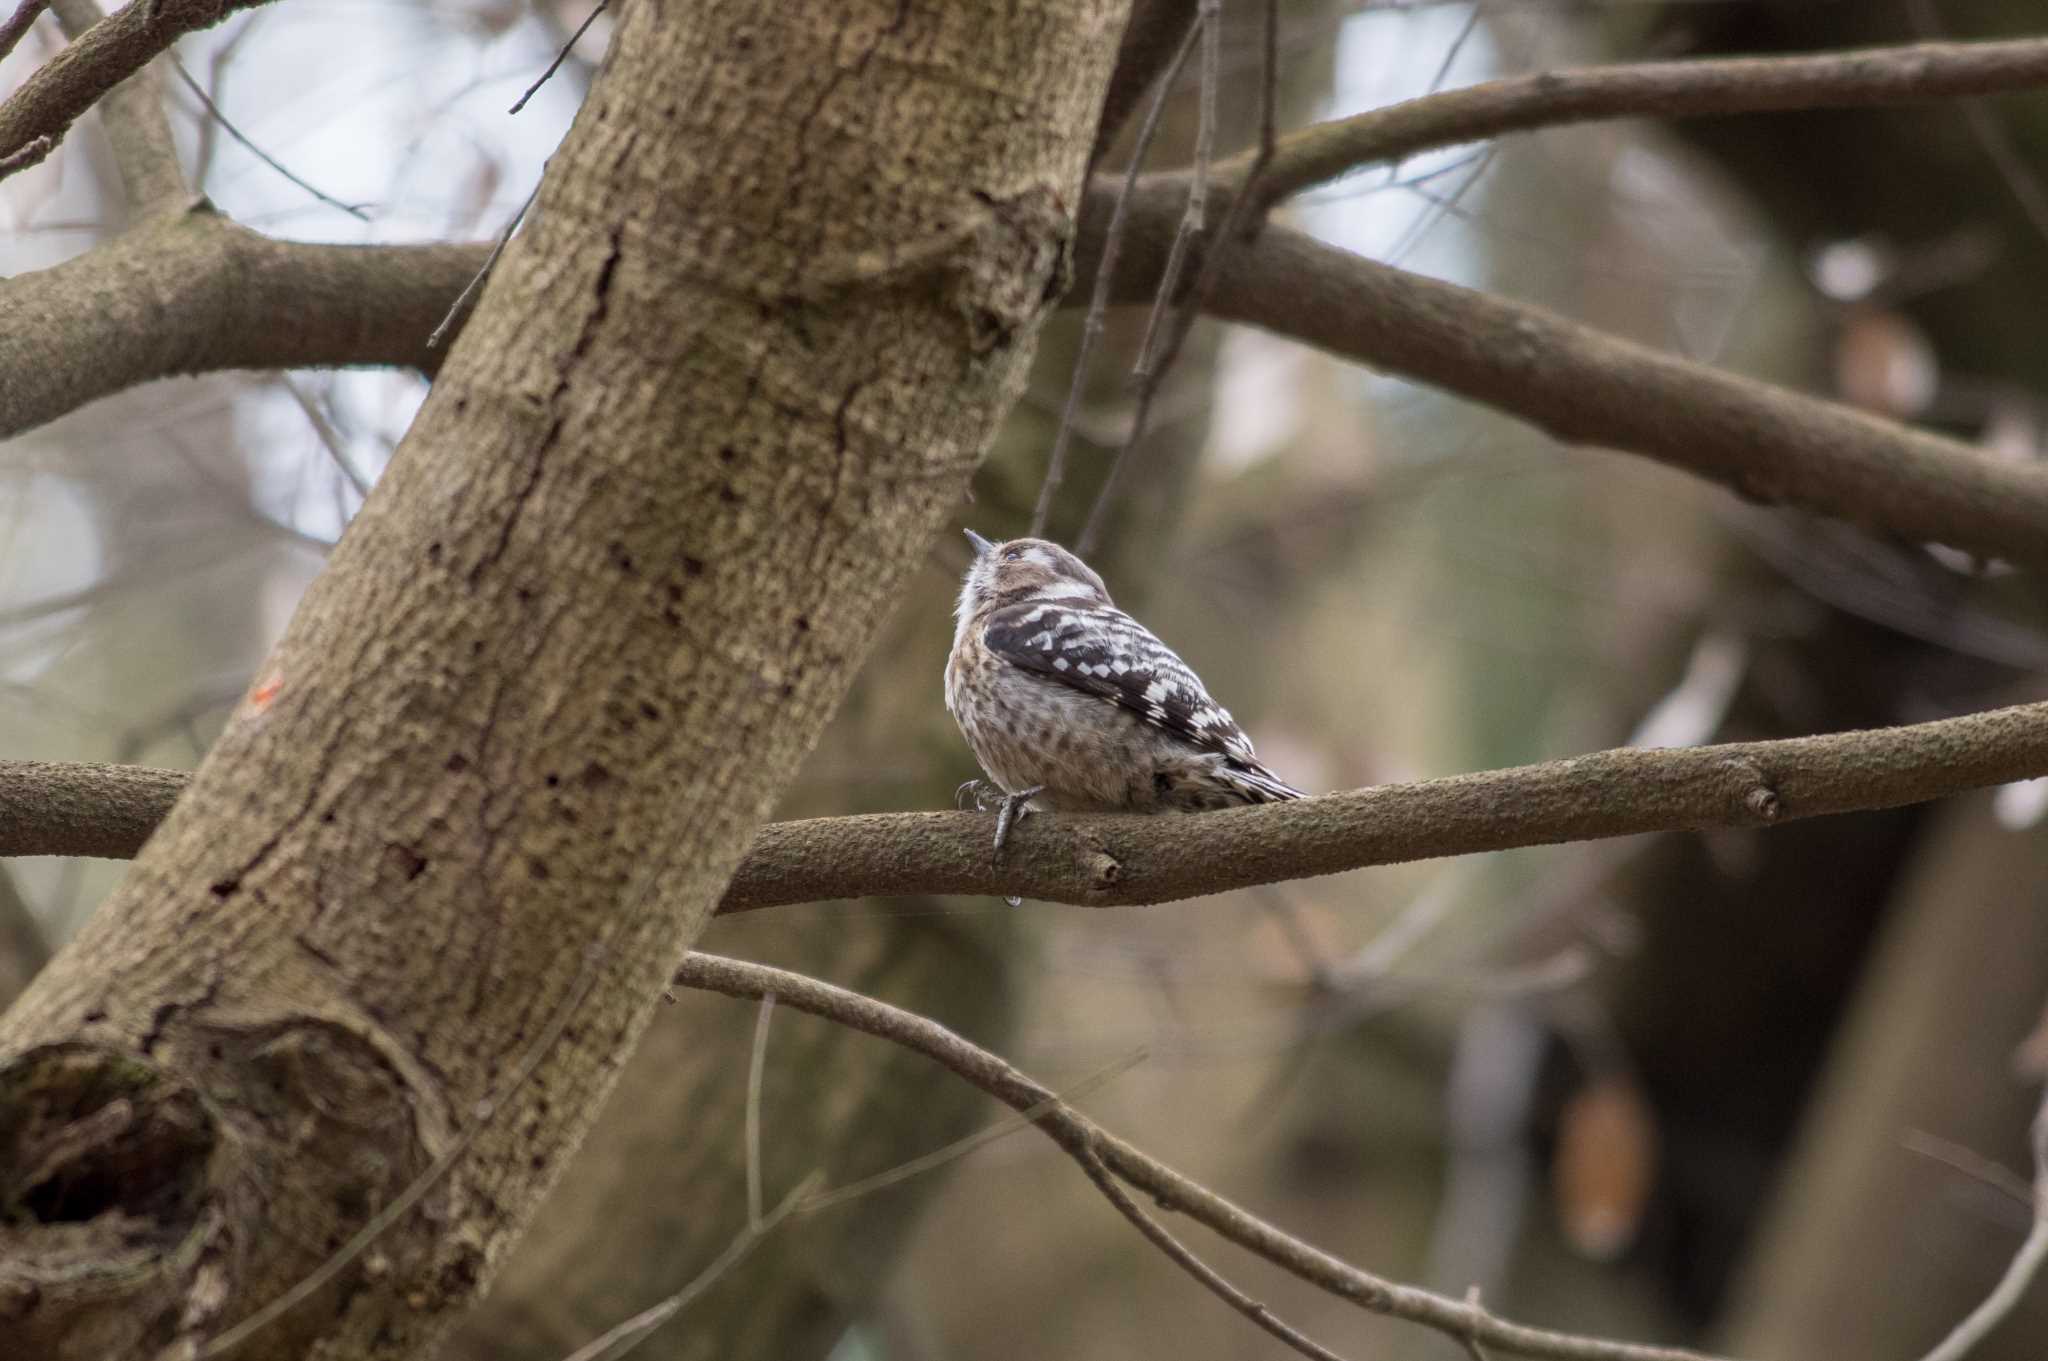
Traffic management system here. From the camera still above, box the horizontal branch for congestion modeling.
[5,37,2046,571]
[0,205,479,435]
[0,0,269,184]
[0,758,187,858]
[14,699,2048,908]
[1160,207,2048,565]
[0,0,50,68]
[675,951,1726,1361]
[1234,36,2048,207]
[13,182,2045,576]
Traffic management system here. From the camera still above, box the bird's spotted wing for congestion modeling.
[981,601,1258,761]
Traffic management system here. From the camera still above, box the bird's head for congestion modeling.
[956,531,1112,620]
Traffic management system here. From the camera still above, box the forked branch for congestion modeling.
[674,951,1730,1361]
[0,0,271,190]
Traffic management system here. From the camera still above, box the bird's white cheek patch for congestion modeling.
[1034,580,1099,601]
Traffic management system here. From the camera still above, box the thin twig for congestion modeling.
[169,58,368,219]
[428,176,542,348]
[1225,35,2048,214]
[0,0,46,67]
[1464,1285,1499,1361]
[1091,0,1202,168]
[1076,1144,1357,1361]
[1254,0,1277,182]
[793,1048,1148,1215]
[566,1060,1149,1356]
[674,952,1730,1361]
[1140,207,2048,566]
[510,0,608,115]
[745,992,775,1230]
[195,948,606,1359]
[190,6,264,187]
[1077,0,1272,557]
[1905,0,2048,254]
[1915,1095,2048,1361]
[1428,4,1484,96]
[1129,0,1217,375]
[281,375,375,500]
[1902,1130,2033,1208]
[1073,0,1219,556]
[556,1176,818,1361]
[1382,144,1494,269]
[0,131,53,175]
[1029,17,1200,540]
[165,431,336,554]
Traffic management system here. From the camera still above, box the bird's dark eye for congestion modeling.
[1003,548,1024,561]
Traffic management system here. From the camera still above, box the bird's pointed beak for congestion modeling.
[964,529,996,559]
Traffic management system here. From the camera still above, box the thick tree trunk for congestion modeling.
[0,3,1127,1358]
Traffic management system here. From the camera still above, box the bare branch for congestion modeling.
[14,0,220,205]
[1915,1094,2048,1361]
[1090,0,1200,168]
[45,0,178,204]
[429,178,540,348]
[281,375,375,500]
[0,758,191,860]
[745,993,774,1231]
[1075,0,1280,556]
[1031,16,1199,539]
[790,1050,1148,1215]
[0,0,49,66]
[710,698,2048,909]
[509,0,607,116]
[1230,36,2048,212]
[1142,205,2048,566]
[16,178,2045,572]
[0,208,482,437]
[1072,0,1220,557]
[0,131,54,175]
[555,1178,814,1361]
[12,40,2048,562]
[1905,2,2048,255]
[168,56,365,218]
[1075,1144,1357,1361]
[674,951,1731,1361]
[10,41,2048,566]
[16,698,2048,910]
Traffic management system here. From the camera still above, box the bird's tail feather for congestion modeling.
[1225,759,1305,803]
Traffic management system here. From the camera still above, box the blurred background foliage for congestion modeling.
[5,0,2048,1357]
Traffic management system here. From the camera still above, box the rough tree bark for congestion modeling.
[0,2,1127,1358]
[447,5,1209,1353]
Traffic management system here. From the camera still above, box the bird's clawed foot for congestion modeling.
[991,785,1042,859]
